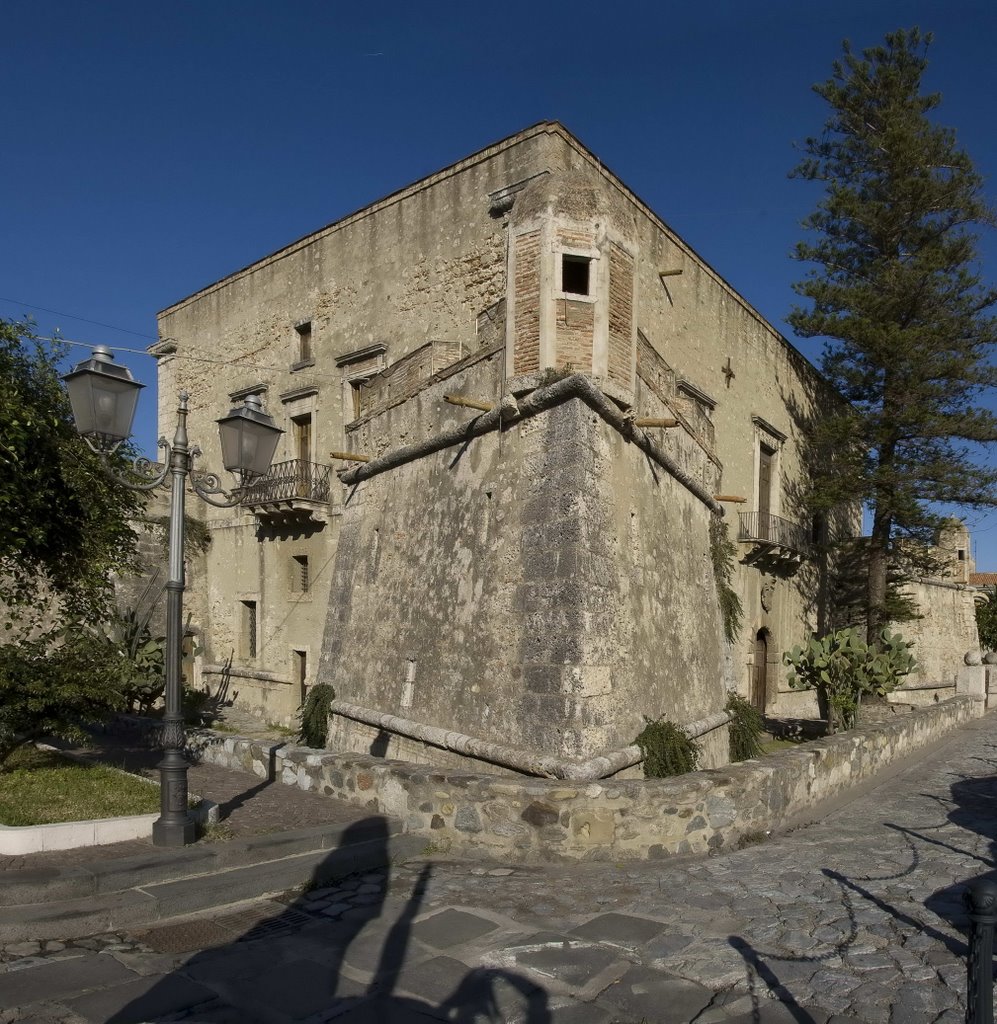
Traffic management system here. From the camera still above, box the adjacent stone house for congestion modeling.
[153,122,856,770]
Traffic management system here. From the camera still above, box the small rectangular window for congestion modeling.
[562,255,591,296]
[241,600,257,659]
[295,322,313,363]
[292,554,310,594]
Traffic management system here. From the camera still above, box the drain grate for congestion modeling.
[235,908,314,942]
[137,919,233,953]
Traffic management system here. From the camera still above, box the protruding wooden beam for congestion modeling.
[444,394,494,412]
[714,494,747,503]
[330,450,371,463]
[659,269,684,278]
[634,417,679,428]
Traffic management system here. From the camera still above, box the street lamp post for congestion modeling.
[63,347,282,847]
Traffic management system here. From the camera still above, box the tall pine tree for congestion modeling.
[789,27,997,642]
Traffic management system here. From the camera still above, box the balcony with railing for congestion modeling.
[240,459,333,520]
[738,510,810,565]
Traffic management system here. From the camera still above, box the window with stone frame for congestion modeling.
[294,321,313,366]
[291,554,310,594]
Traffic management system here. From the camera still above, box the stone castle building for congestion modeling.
[153,122,859,771]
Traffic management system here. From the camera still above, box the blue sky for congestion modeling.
[3,1,997,563]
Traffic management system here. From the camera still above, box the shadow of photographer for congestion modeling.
[106,815,551,1023]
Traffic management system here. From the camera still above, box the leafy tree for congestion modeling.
[0,318,141,623]
[0,623,131,768]
[0,320,148,762]
[975,597,997,652]
[789,28,997,643]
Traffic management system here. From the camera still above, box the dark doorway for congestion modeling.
[751,628,769,712]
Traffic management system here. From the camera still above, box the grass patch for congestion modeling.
[199,821,235,843]
[761,737,806,754]
[0,746,160,826]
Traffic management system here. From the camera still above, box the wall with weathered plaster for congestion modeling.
[893,522,981,687]
[154,128,569,721]
[898,579,980,686]
[322,347,728,765]
[153,122,856,748]
[499,140,842,716]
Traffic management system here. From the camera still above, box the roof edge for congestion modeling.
[156,119,820,389]
[156,120,562,320]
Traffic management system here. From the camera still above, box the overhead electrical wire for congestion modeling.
[30,334,348,383]
[0,297,156,339]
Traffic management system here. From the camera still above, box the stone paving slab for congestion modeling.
[411,907,500,949]
[598,965,717,1021]
[3,712,997,1022]
[0,953,136,1007]
[570,912,667,950]
[64,972,216,1024]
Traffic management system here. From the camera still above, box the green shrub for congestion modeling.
[726,690,764,761]
[633,716,700,778]
[298,683,336,748]
[784,627,915,733]
[709,517,742,644]
[0,624,130,768]
[107,608,165,714]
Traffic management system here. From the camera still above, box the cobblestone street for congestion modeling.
[3,713,996,1023]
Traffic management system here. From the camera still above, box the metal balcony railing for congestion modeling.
[738,511,810,555]
[240,459,332,506]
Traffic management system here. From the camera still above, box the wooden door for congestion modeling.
[293,415,312,496]
[294,415,312,463]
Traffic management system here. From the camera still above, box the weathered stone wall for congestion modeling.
[189,696,983,861]
[113,492,169,637]
[154,122,856,745]
[321,350,728,765]
[506,134,842,715]
[898,579,980,686]
[154,128,559,715]
[891,521,981,687]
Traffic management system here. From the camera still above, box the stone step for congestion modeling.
[0,818,396,906]
[0,828,425,942]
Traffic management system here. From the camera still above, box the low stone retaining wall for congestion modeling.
[186,696,982,861]
[889,681,957,708]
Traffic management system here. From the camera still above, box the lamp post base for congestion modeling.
[152,815,198,847]
[153,747,197,847]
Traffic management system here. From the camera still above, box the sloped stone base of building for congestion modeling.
[187,695,984,862]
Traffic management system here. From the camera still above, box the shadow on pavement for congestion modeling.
[106,815,551,1023]
[922,769,997,952]
[812,756,997,1006]
[727,936,821,1024]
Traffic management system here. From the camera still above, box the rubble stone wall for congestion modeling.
[188,696,983,861]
